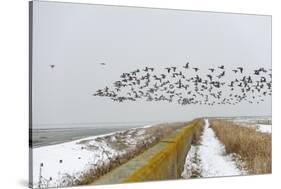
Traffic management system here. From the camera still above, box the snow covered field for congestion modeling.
[182,119,244,178]
[32,126,155,188]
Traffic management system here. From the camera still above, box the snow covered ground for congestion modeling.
[32,126,155,188]
[182,119,244,178]
[256,124,272,133]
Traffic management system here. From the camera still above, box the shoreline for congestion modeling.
[32,122,187,188]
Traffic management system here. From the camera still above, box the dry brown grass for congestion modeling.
[191,120,204,145]
[209,119,271,174]
[76,142,155,185]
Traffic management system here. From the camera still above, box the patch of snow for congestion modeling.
[256,124,272,134]
[181,145,201,178]
[141,124,154,128]
[32,134,116,188]
[32,125,154,188]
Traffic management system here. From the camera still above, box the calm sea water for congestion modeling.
[30,123,152,148]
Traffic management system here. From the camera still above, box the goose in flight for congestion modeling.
[183,62,189,69]
[237,67,243,73]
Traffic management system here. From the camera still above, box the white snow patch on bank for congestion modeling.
[32,125,152,188]
[256,124,272,134]
[181,145,200,178]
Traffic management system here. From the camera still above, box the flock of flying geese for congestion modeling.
[92,62,272,106]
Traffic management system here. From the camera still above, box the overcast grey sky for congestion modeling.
[32,1,271,127]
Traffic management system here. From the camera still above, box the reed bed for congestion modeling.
[209,119,271,174]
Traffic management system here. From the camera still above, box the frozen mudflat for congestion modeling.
[182,119,243,178]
